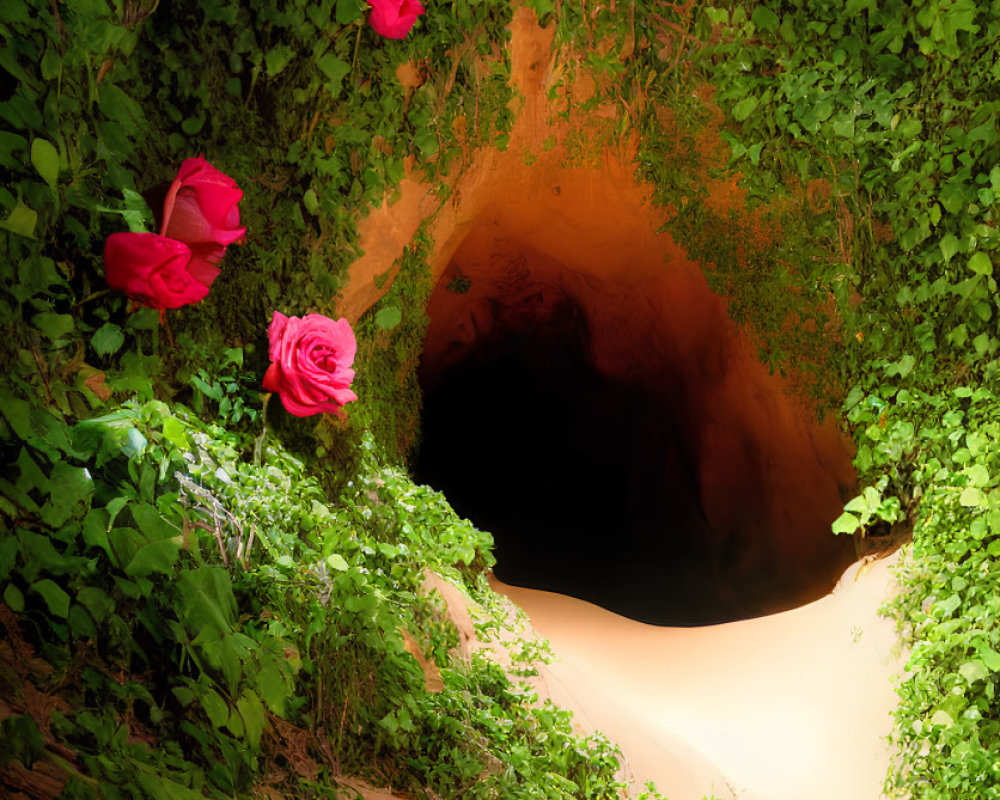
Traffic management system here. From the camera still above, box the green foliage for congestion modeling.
[545,2,1000,797]
[0,374,623,796]
[657,2,1000,798]
[0,0,636,796]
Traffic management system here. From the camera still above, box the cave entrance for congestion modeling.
[412,170,857,626]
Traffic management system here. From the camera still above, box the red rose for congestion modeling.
[162,156,246,248]
[104,232,210,309]
[262,311,359,417]
[103,156,244,310]
[161,155,246,290]
[368,0,425,39]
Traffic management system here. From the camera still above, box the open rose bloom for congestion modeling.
[104,156,245,310]
[263,311,359,417]
[368,0,425,39]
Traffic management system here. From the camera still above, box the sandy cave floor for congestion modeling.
[490,550,906,800]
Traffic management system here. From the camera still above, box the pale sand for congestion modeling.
[490,551,906,800]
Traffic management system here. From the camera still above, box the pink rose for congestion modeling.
[103,232,210,309]
[368,0,425,39]
[162,156,246,248]
[103,156,244,310]
[262,311,359,417]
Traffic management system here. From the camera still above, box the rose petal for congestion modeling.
[263,311,358,416]
[104,232,206,309]
[368,0,425,39]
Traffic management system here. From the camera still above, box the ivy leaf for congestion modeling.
[831,511,859,534]
[91,323,125,356]
[256,661,288,715]
[199,687,230,728]
[326,553,349,571]
[3,584,24,612]
[236,689,266,749]
[317,54,351,98]
[959,660,989,684]
[732,95,759,122]
[30,579,70,618]
[968,251,992,275]
[375,306,402,330]
[965,463,990,487]
[264,45,295,78]
[960,487,981,507]
[335,0,366,24]
[751,6,780,33]
[940,234,960,262]
[930,709,954,728]
[76,586,114,623]
[125,537,181,576]
[975,643,1000,671]
[32,312,75,342]
[0,201,37,238]
[177,566,236,633]
[30,138,59,187]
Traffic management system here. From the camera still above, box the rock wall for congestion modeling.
[338,7,858,622]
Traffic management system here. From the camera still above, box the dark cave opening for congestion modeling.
[413,221,857,626]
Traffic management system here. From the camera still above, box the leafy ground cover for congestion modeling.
[568,1,1000,797]
[0,1,649,798]
[3,0,999,798]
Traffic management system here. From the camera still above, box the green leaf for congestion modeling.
[236,689,266,748]
[960,487,981,507]
[131,502,178,542]
[751,6,780,33]
[76,587,114,623]
[303,188,319,215]
[32,312,75,342]
[966,463,990,487]
[0,201,38,238]
[121,187,154,232]
[30,579,70,618]
[200,687,230,728]
[178,567,236,633]
[959,660,989,684]
[225,706,244,738]
[256,661,287,715]
[831,511,860,534]
[161,415,189,451]
[326,553,349,571]
[41,463,93,527]
[317,54,351,98]
[0,715,44,768]
[935,593,961,617]
[968,251,993,275]
[732,95,759,122]
[335,0,367,23]
[3,583,24,612]
[375,306,402,330]
[91,323,125,356]
[98,83,146,135]
[887,354,915,377]
[181,115,205,135]
[30,138,59,187]
[264,45,295,78]
[125,537,181,576]
[930,709,954,728]
[527,0,555,19]
[976,643,1000,671]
